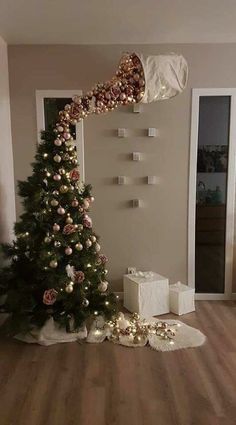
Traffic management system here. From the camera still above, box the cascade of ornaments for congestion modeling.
[42,53,145,296]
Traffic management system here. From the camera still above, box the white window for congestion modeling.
[36,90,85,181]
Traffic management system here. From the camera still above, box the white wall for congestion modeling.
[7,44,236,291]
[0,36,15,245]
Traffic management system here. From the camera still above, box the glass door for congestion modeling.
[196,96,230,293]
[189,90,236,298]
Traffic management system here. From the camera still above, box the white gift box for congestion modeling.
[169,282,195,315]
[123,271,169,318]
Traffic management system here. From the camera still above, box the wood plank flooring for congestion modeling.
[0,301,236,425]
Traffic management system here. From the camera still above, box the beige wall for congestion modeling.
[0,36,15,246]
[8,44,236,292]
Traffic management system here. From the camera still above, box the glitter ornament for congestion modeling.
[82,298,89,307]
[54,241,61,248]
[63,153,70,161]
[60,185,68,193]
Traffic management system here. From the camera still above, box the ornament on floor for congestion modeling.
[87,312,206,352]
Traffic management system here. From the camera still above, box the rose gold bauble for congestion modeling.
[53,223,60,232]
[53,174,61,181]
[65,247,73,255]
[57,207,65,215]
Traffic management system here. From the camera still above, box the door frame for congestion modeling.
[35,90,85,181]
[188,88,236,300]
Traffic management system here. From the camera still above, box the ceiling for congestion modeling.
[1,0,236,45]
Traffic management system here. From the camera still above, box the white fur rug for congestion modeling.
[13,314,206,351]
[87,315,206,351]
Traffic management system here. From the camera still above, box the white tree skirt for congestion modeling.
[14,314,206,351]
[15,317,87,346]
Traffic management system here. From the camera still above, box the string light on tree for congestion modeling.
[0,52,149,335]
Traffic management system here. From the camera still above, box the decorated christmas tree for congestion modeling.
[0,125,120,334]
[0,53,145,336]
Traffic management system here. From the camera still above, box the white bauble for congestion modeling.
[83,199,90,210]
[94,243,101,253]
[98,281,108,292]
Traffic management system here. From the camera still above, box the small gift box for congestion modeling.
[169,282,195,315]
[123,271,170,318]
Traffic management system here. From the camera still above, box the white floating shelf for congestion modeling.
[117,128,127,138]
[133,104,143,113]
[117,176,126,185]
[132,152,142,161]
[148,128,158,137]
[132,199,141,208]
[147,176,158,185]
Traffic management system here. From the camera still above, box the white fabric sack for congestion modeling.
[15,317,87,346]
[137,53,188,103]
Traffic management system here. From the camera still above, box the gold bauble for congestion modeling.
[65,284,73,293]
[75,243,83,251]
[49,260,58,268]
[133,335,142,344]
[53,154,62,163]
[51,199,59,207]
[66,217,73,224]
[60,185,68,193]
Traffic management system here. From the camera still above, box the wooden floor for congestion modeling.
[0,301,236,425]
